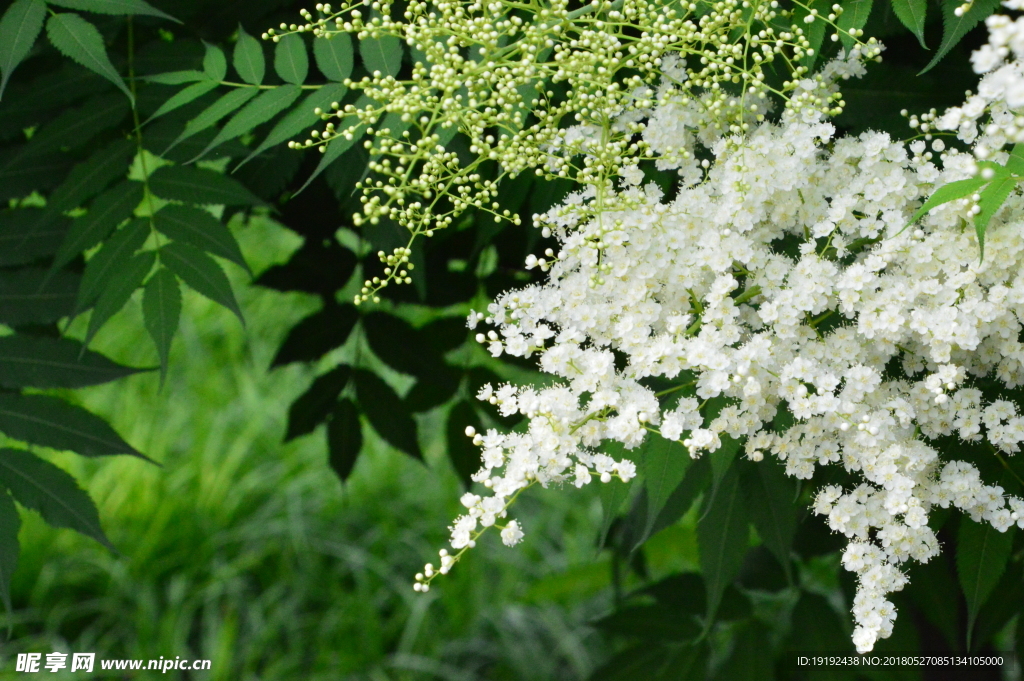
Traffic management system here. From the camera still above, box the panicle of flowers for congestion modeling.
[421,30,1024,653]
[267,0,880,302]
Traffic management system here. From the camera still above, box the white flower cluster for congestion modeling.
[416,8,1024,655]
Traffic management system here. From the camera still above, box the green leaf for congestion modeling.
[202,41,226,81]
[149,164,263,206]
[271,304,359,367]
[46,138,135,215]
[0,490,19,615]
[285,365,351,442]
[362,311,439,377]
[146,80,219,123]
[794,0,829,70]
[142,266,179,384]
[0,0,46,101]
[233,24,264,85]
[920,0,1001,74]
[0,335,147,388]
[274,33,308,85]
[447,401,482,489]
[909,176,990,226]
[1006,142,1024,175]
[76,218,149,312]
[0,393,144,458]
[152,204,248,273]
[293,108,369,193]
[142,69,206,84]
[159,241,243,323]
[46,13,132,103]
[0,268,78,326]
[739,459,797,582]
[957,516,1014,647]
[697,465,748,625]
[890,0,927,48]
[163,87,259,153]
[640,436,692,540]
[326,398,362,482]
[0,209,69,267]
[236,83,347,169]
[313,33,353,82]
[0,448,111,548]
[360,33,402,77]
[353,368,422,460]
[188,84,302,162]
[974,172,1018,261]
[46,0,178,23]
[53,179,144,271]
[85,250,154,347]
[837,0,873,50]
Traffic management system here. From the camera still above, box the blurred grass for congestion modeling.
[0,215,623,680]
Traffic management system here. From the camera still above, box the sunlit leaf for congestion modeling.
[46,13,132,103]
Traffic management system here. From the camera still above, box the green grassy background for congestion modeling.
[0,215,639,680]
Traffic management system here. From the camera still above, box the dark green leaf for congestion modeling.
[76,218,149,312]
[697,465,748,625]
[0,393,144,458]
[285,365,351,441]
[145,80,219,122]
[326,398,361,481]
[957,516,1014,646]
[711,620,774,681]
[46,138,135,215]
[149,164,263,206]
[46,13,132,103]
[970,561,1022,650]
[0,490,19,615]
[274,33,308,85]
[353,368,422,460]
[202,42,226,81]
[739,459,797,582]
[163,87,259,153]
[46,0,178,22]
[12,94,129,158]
[152,204,249,273]
[920,0,1001,73]
[159,241,243,323]
[233,25,264,85]
[0,0,46,101]
[360,33,402,77]
[142,266,180,384]
[362,312,439,377]
[447,401,482,488]
[236,83,347,168]
[313,33,353,82]
[0,268,78,325]
[974,173,1017,260]
[85,251,154,346]
[0,448,110,548]
[598,441,636,547]
[907,550,960,649]
[0,152,71,203]
[189,84,302,162]
[404,364,461,412]
[53,179,144,270]
[709,434,740,493]
[641,436,692,540]
[142,70,206,84]
[0,335,146,388]
[890,0,927,48]
[837,0,873,50]
[0,209,69,267]
[271,304,358,367]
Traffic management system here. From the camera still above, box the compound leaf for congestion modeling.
[46,13,132,103]
[163,87,258,153]
[236,83,347,168]
[53,179,144,271]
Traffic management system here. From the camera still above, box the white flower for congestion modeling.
[500,520,524,547]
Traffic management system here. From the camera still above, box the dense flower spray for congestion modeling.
[408,6,1024,654]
